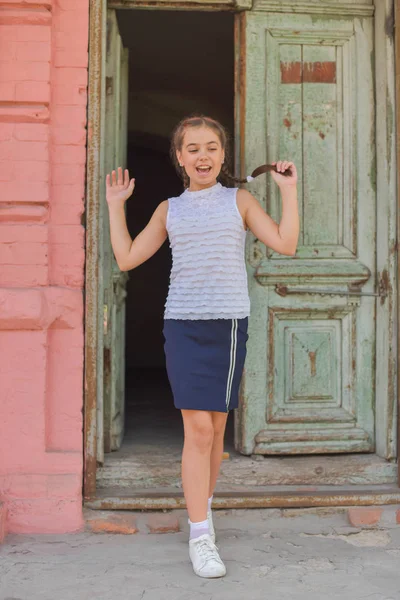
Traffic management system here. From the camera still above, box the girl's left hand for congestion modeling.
[271,161,298,187]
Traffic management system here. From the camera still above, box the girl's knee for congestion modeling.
[183,412,214,451]
[212,413,229,438]
[213,422,226,438]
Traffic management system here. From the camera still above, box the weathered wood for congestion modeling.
[396,0,400,484]
[103,10,130,453]
[110,272,129,448]
[255,259,371,285]
[374,0,397,460]
[97,438,397,488]
[102,10,118,454]
[108,0,373,11]
[252,1,374,17]
[108,0,234,10]
[85,486,400,510]
[237,11,377,456]
[84,0,107,497]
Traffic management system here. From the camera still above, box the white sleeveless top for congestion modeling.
[164,182,250,320]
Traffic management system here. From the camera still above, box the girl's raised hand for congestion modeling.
[270,161,297,188]
[106,167,135,206]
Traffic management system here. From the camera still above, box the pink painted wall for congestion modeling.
[0,0,88,533]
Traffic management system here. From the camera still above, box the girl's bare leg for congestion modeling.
[181,409,214,523]
[209,412,229,498]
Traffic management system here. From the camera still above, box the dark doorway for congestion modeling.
[100,10,235,485]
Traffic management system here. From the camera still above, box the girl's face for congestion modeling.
[177,126,225,191]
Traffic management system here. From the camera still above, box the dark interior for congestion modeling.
[117,9,235,448]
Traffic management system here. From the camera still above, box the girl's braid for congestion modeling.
[221,162,293,182]
[220,163,248,185]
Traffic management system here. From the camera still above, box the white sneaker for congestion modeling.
[207,509,216,544]
[189,534,226,578]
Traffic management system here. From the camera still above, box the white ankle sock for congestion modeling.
[207,495,213,512]
[189,518,210,540]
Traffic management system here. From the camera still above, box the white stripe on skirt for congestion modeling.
[225,319,238,411]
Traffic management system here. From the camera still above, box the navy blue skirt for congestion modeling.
[163,318,248,413]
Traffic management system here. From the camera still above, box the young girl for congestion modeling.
[106,115,299,579]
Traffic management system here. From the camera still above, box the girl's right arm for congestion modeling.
[106,167,168,272]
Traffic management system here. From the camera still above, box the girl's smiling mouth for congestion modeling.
[196,165,212,175]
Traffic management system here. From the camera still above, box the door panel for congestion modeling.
[237,11,376,455]
[103,9,129,452]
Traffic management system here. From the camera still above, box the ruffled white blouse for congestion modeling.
[164,182,250,320]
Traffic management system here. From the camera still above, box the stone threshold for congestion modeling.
[85,485,400,511]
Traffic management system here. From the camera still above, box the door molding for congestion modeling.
[85,0,107,498]
[107,0,374,13]
[252,1,374,16]
[108,0,252,10]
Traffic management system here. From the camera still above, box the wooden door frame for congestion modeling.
[396,0,400,484]
[374,0,398,463]
[84,0,399,502]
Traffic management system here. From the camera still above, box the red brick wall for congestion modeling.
[0,0,88,533]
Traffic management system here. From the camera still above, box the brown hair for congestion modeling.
[170,115,291,188]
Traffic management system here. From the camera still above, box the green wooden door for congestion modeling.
[236,10,377,455]
[102,9,129,453]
